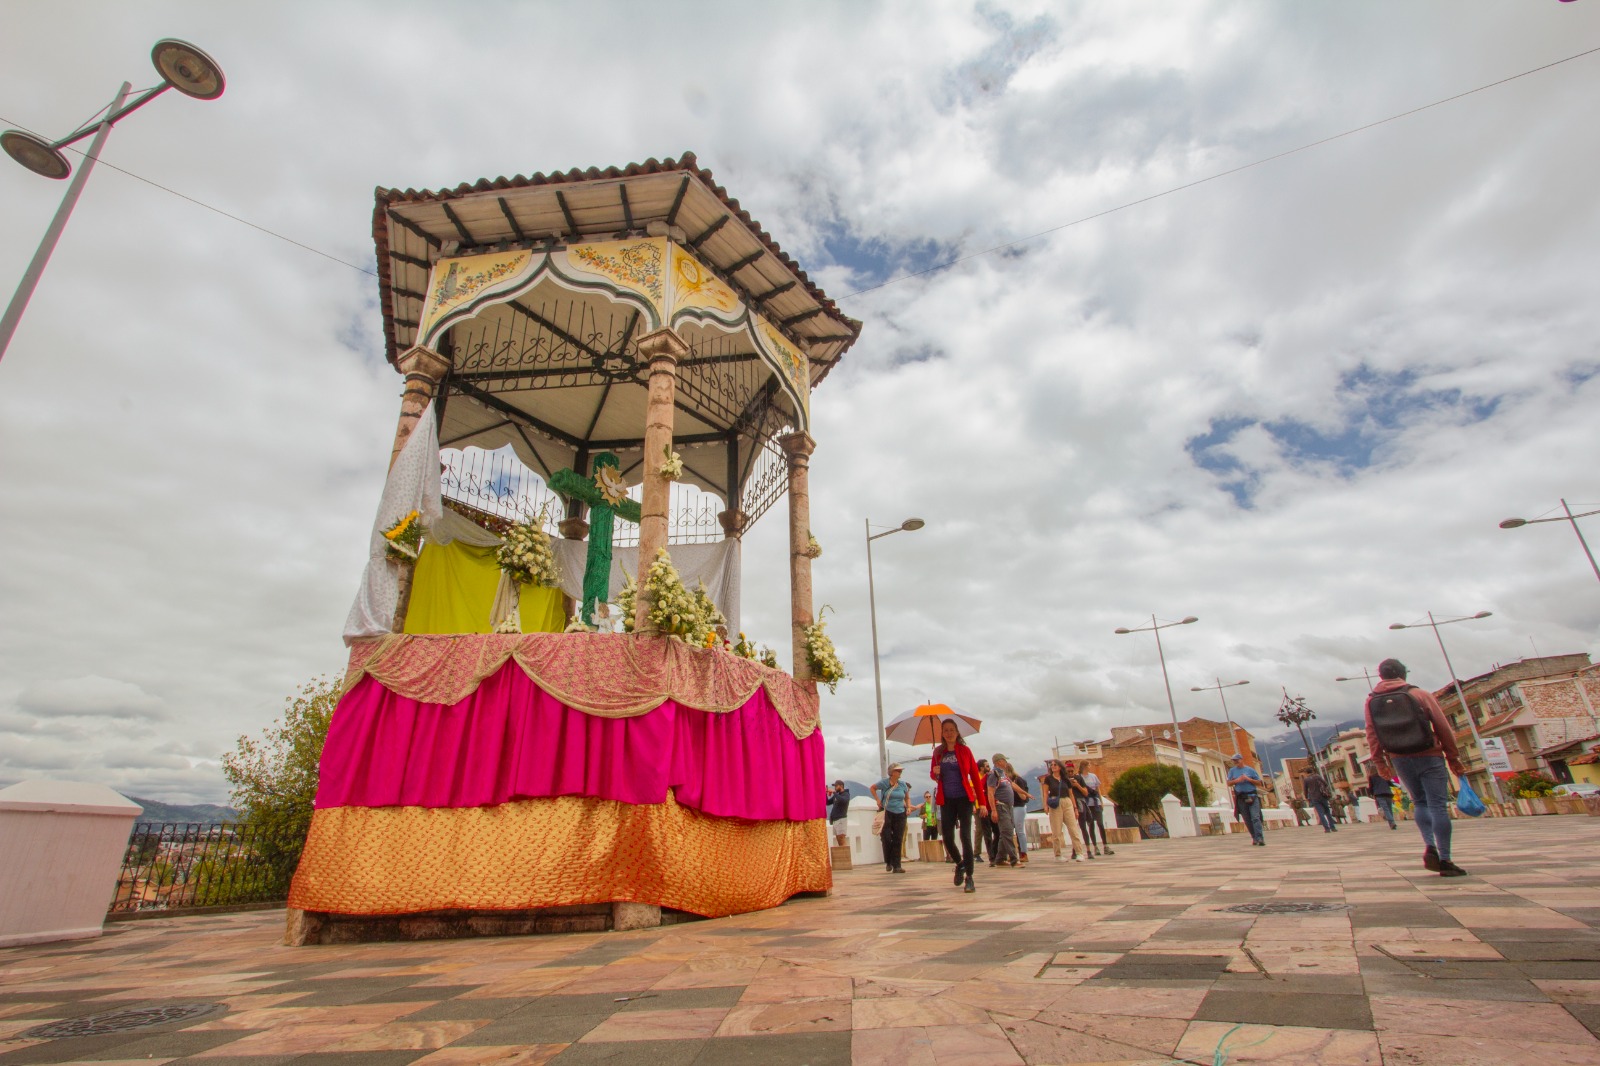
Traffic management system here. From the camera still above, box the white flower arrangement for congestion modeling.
[803,605,847,693]
[643,547,725,644]
[759,645,780,670]
[493,614,522,635]
[659,445,684,482]
[564,610,595,634]
[733,632,757,659]
[497,507,559,588]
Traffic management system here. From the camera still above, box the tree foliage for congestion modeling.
[1108,763,1212,823]
[220,675,341,879]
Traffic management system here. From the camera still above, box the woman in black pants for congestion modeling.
[930,718,987,892]
[1074,761,1114,857]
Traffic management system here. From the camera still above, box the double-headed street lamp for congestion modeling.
[1335,669,1375,687]
[867,517,924,777]
[1189,678,1248,758]
[1388,610,1503,804]
[1115,615,1200,821]
[1500,499,1600,585]
[0,39,225,364]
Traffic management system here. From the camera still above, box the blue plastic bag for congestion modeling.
[1456,775,1486,817]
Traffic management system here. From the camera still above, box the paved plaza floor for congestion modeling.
[6,817,1600,1065]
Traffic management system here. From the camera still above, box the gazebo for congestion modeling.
[285,155,859,942]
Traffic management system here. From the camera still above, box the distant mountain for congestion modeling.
[1254,720,1363,773]
[126,796,240,825]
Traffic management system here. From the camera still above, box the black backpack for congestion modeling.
[1367,687,1436,755]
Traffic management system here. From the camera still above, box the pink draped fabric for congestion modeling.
[316,663,826,822]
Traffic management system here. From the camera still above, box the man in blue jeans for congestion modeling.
[1227,754,1266,846]
[1367,764,1398,829]
[1365,658,1468,877]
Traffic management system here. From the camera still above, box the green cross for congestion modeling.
[549,452,642,624]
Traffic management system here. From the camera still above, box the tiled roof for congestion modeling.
[371,153,861,372]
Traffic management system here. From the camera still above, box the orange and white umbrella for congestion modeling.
[884,703,982,745]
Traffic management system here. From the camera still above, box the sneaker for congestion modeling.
[1073,854,1086,862]
[1423,846,1441,872]
[1085,851,1095,860]
[1103,848,1115,855]
[954,866,965,887]
[892,867,906,874]
[1438,860,1467,877]
[963,874,975,893]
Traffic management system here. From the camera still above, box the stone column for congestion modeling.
[633,328,688,633]
[717,509,749,539]
[387,345,451,633]
[388,345,451,470]
[778,432,816,678]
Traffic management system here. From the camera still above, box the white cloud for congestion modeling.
[1,0,1598,802]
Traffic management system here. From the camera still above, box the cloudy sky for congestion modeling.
[2,2,1597,803]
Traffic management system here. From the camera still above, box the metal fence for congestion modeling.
[111,822,295,915]
[440,445,728,544]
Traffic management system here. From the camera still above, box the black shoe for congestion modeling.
[963,874,975,893]
[1438,860,1467,878]
[886,864,894,873]
[1103,848,1115,855]
[1086,851,1095,859]
[892,867,906,874]
[1423,846,1440,872]
[954,866,964,886]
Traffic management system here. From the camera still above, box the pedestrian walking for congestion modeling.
[826,780,850,847]
[1291,792,1311,827]
[1038,759,1086,861]
[1006,759,1031,864]
[1367,766,1398,829]
[871,764,913,873]
[931,718,986,892]
[986,754,1019,867]
[975,758,999,864]
[918,790,940,842]
[1365,658,1468,877]
[1073,762,1114,856]
[1227,753,1267,846]
[1303,770,1336,832]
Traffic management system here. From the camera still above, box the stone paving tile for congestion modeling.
[12,818,1600,1063]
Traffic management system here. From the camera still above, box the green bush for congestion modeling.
[1507,770,1556,798]
[1108,763,1212,824]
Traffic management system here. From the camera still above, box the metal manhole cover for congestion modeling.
[24,1003,225,1039]
[1219,901,1345,915]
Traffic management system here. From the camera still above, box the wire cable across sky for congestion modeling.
[3,40,1597,294]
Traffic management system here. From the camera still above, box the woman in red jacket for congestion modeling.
[931,717,987,892]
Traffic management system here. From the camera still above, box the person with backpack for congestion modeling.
[1367,764,1398,830]
[1302,770,1336,832]
[1364,658,1468,877]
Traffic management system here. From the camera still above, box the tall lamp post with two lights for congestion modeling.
[1114,615,1200,823]
[0,39,225,364]
[1500,500,1600,585]
[867,517,924,777]
[1388,610,1502,804]
[1190,678,1248,758]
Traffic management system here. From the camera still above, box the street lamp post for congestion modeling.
[0,39,225,364]
[1115,615,1200,825]
[1189,678,1248,758]
[1500,499,1600,584]
[1388,610,1503,804]
[867,517,925,778]
[1335,669,1376,687]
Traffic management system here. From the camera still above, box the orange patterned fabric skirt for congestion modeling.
[288,793,831,919]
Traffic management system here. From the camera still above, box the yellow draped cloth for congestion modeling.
[403,540,565,635]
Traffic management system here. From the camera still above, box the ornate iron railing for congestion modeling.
[110,822,295,914]
[439,446,727,544]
